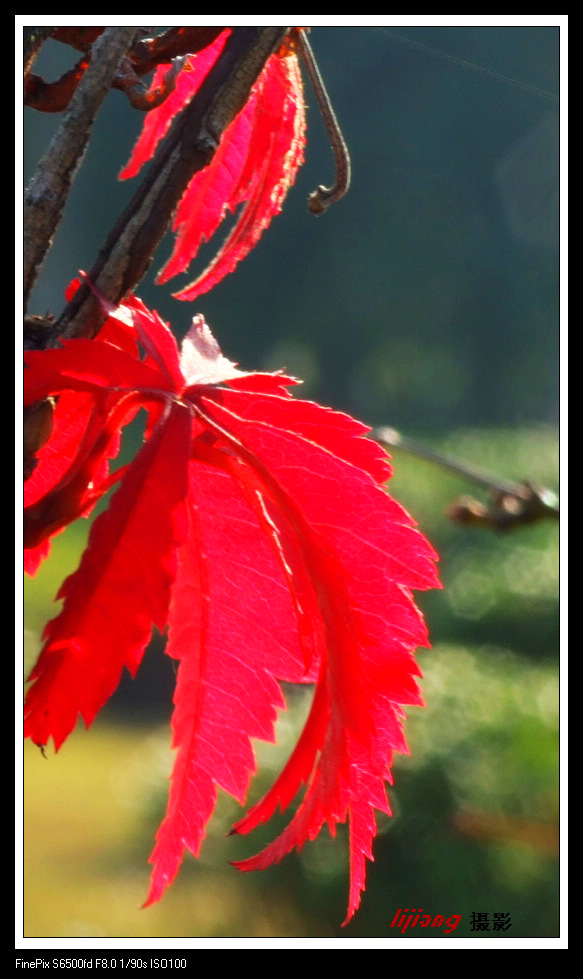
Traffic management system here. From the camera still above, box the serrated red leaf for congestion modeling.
[25,400,191,750]
[24,298,439,923]
[145,454,314,904]
[120,35,305,301]
[191,388,437,919]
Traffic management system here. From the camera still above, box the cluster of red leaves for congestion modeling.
[24,29,440,924]
[119,28,306,301]
[24,293,438,921]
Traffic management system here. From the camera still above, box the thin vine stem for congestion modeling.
[297,30,351,214]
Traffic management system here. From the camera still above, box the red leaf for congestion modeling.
[24,299,439,923]
[24,391,98,511]
[120,36,306,301]
[145,455,312,904]
[23,388,136,552]
[190,388,437,920]
[24,400,191,750]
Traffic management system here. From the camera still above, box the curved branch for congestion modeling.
[297,30,351,214]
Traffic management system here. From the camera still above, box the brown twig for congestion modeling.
[25,28,228,116]
[130,27,225,75]
[25,58,91,113]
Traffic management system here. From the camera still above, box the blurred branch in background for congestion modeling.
[375,425,560,531]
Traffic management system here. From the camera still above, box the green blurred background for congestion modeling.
[23,24,560,940]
